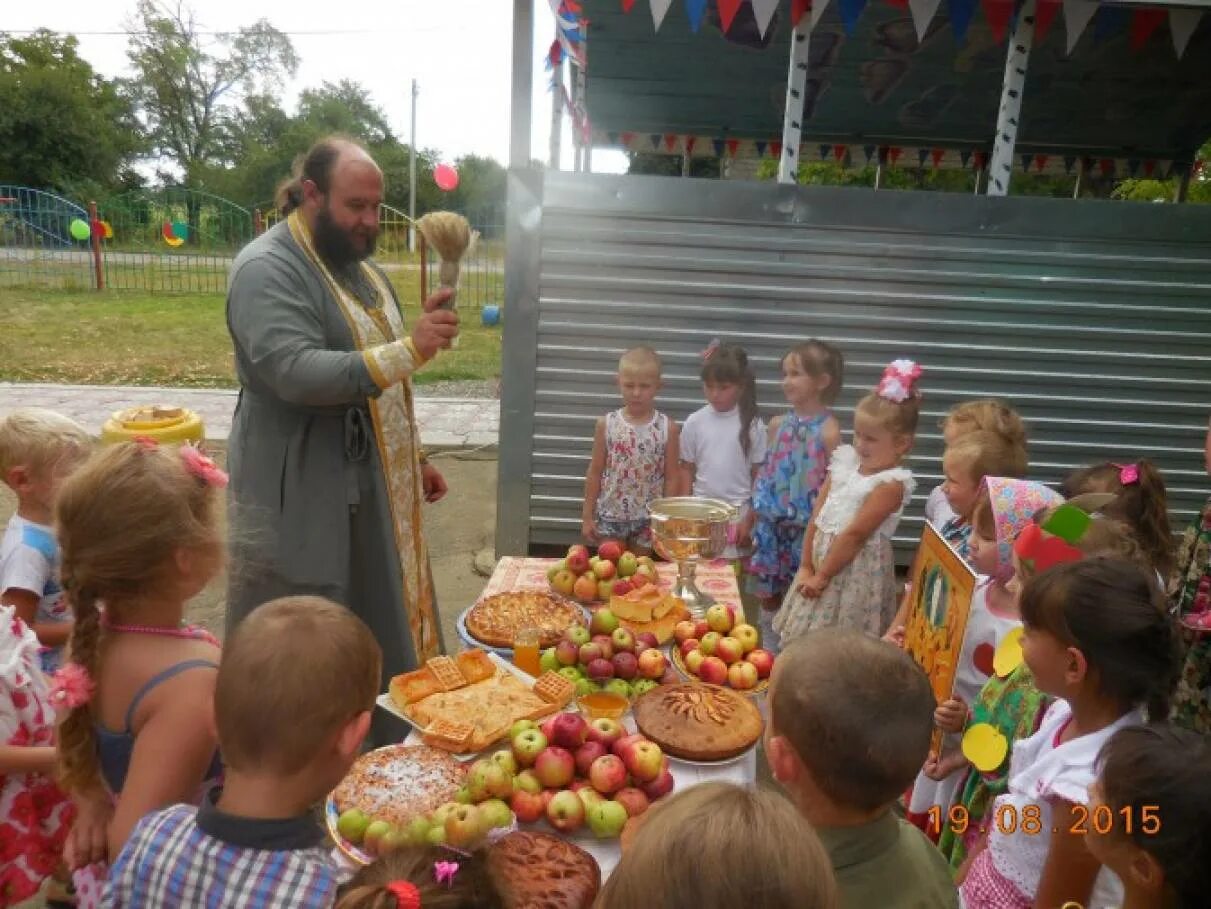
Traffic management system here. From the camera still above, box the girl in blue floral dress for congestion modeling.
[748,341,843,651]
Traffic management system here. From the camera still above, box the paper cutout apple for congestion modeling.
[962,723,1009,773]
[993,627,1024,678]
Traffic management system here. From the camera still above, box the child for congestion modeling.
[596,782,837,909]
[582,347,680,550]
[749,341,843,651]
[53,439,226,901]
[104,596,380,908]
[679,342,767,558]
[904,478,1061,840]
[937,430,1027,563]
[1171,418,1211,733]
[925,400,1028,529]
[1063,460,1175,582]
[765,628,958,908]
[1084,724,1211,909]
[773,359,920,641]
[335,846,502,909]
[937,503,1147,873]
[958,558,1181,909]
[0,408,92,673]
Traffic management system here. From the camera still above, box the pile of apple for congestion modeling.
[675,604,776,691]
[538,610,671,700]
[547,541,660,604]
[507,712,674,839]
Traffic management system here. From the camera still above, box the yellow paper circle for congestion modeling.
[994,626,1024,678]
[962,723,1009,773]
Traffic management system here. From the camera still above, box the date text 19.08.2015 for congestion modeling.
[925,803,1161,838]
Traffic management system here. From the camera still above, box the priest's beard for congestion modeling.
[313,204,378,270]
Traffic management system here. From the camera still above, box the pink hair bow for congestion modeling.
[701,338,721,362]
[48,663,95,713]
[180,444,229,488]
[1115,463,1140,485]
[434,861,459,886]
[877,359,922,403]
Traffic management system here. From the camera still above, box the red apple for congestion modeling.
[637,648,667,680]
[679,638,700,657]
[588,754,628,795]
[622,741,664,782]
[715,636,745,666]
[612,652,638,680]
[636,632,659,649]
[550,569,577,597]
[572,574,598,602]
[555,639,580,667]
[593,559,617,581]
[640,767,675,801]
[590,635,615,660]
[586,717,623,749]
[534,747,576,789]
[540,716,559,741]
[684,649,706,675]
[578,642,604,666]
[574,741,609,777]
[693,620,710,639]
[612,579,634,597]
[728,660,759,690]
[512,729,548,768]
[549,713,589,750]
[612,733,645,760]
[546,790,586,833]
[597,540,624,563]
[511,789,546,824]
[587,658,615,681]
[746,649,775,679]
[698,631,722,656]
[615,786,651,818]
[673,621,698,644]
[698,656,729,686]
[706,604,735,634]
[732,623,760,653]
[567,549,590,574]
[611,627,636,653]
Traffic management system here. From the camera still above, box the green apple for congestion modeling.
[425,824,448,846]
[539,648,560,674]
[546,559,567,582]
[604,679,632,700]
[404,816,431,846]
[631,678,659,697]
[566,625,591,646]
[430,802,460,828]
[492,749,519,777]
[587,800,629,838]
[589,608,620,636]
[574,678,601,697]
[617,552,639,578]
[509,719,538,740]
[455,786,474,804]
[477,798,514,831]
[336,808,370,844]
[363,820,393,854]
[558,666,585,683]
[378,829,407,854]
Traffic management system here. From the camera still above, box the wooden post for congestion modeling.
[88,201,104,291]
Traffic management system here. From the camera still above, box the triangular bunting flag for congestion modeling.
[931,148,945,168]
[1064,0,1098,54]
[621,131,636,146]
[726,138,740,156]
[1144,160,1156,177]
[864,144,877,162]
[1063,156,1076,173]
[918,148,930,166]
[755,140,768,157]
[650,134,662,150]
[623,0,637,10]
[1036,0,1061,41]
[1093,5,1129,45]
[982,0,1014,43]
[838,0,868,34]
[1035,154,1049,172]
[1020,152,1032,172]
[713,139,726,157]
[877,146,889,164]
[607,132,619,145]
[686,0,708,32]
[718,0,744,32]
[909,0,943,40]
[1169,8,1201,59]
[771,140,783,158]
[791,0,811,26]
[1127,158,1141,177]
[751,0,780,36]
[835,144,849,162]
[1099,158,1114,177]
[960,149,973,168]
[949,0,979,41]
[685,136,697,154]
[1130,8,1166,50]
[974,150,988,170]
[889,147,903,166]
[819,144,831,160]
[650,0,674,31]
[664,133,678,152]
[813,0,833,26]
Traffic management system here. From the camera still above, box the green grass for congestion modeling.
[0,279,502,388]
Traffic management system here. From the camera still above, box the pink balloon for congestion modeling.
[434,163,459,192]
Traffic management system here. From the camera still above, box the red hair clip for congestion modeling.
[386,881,421,909]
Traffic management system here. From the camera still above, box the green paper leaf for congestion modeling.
[1042,504,1091,544]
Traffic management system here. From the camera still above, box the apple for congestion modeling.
[673,621,697,645]
[597,579,616,601]
[431,802,460,829]
[679,638,700,657]
[376,829,405,853]
[337,808,370,844]
[633,641,651,658]
[604,679,632,700]
[567,543,589,561]
[539,648,560,674]
[425,825,448,846]
[511,729,548,767]
[593,559,617,581]
[363,820,393,854]
[684,649,706,675]
[699,631,722,656]
[511,789,546,824]
[555,640,580,667]
[541,789,557,811]
[633,564,658,585]
[574,740,609,777]
[455,786,473,804]
[615,787,650,818]
[746,649,775,679]
[598,540,624,562]
[549,713,589,750]
[632,678,659,697]
[534,746,576,789]
[587,658,615,681]
[492,749,519,777]
[445,804,485,848]
[478,798,513,831]
[550,569,577,597]
[590,608,620,636]
[612,652,638,680]
[715,636,745,666]
[636,632,659,650]
[541,716,559,740]
[622,741,664,782]
[587,799,629,839]
[706,604,735,634]
[585,717,624,749]
[558,666,584,683]
[404,816,432,846]
[577,786,605,812]
[732,623,760,653]
[636,554,656,571]
[728,660,760,690]
[636,648,666,680]
[578,642,604,666]
[513,769,543,794]
[546,790,586,833]
[591,635,615,660]
[640,767,675,801]
[468,760,513,801]
[573,574,599,602]
[547,559,567,582]
[574,678,600,697]
[566,547,590,574]
[612,733,645,760]
[588,754,628,795]
[698,656,729,686]
[612,579,634,597]
[611,627,636,653]
[693,620,710,639]
[566,625,591,647]
[510,719,538,740]
[617,552,639,577]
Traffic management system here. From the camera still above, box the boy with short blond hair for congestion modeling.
[103,597,382,908]
[765,628,958,908]
[0,408,92,672]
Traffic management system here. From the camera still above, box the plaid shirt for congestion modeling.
[102,794,341,909]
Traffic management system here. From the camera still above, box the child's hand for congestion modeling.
[935,697,968,733]
[581,519,599,544]
[797,572,829,598]
[66,788,112,870]
[923,749,970,781]
[882,625,906,648]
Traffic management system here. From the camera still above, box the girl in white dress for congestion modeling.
[773,360,922,641]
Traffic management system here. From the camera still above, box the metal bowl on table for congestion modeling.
[647,496,737,618]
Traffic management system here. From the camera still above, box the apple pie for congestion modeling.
[332,744,465,829]
[465,591,583,648]
[633,682,763,762]
[489,831,601,909]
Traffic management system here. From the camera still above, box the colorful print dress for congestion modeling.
[748,411,832,599]
[1171,497,1211,733]
[594,409,669,544]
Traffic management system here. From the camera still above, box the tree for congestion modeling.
[1111,139,1211,204]
[0,30,141,193]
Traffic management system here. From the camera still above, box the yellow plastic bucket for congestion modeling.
[100,405,205,445]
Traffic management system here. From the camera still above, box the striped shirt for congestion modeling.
[102,793,341,909]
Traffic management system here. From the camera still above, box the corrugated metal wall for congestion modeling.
[497,170,1211,561]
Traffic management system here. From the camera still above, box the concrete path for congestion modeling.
[0,382,499,448]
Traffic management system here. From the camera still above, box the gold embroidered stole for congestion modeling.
[287,211,440,661]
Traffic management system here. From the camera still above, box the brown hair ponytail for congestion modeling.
[57,584,104,793]
[701,344,759,458]
[1061,460,1174,579]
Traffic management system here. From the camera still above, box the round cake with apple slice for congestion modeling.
[488,831,600,909]
[633,682,762,762]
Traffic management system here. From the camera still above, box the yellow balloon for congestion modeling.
[994,626,1025,678]
[962,723,1009,772]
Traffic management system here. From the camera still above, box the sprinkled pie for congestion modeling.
[465,591,583,648]
[633,682,763,762]
[332,744,464,829]
[489,831,601,909]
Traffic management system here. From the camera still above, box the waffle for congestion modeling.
[489,831,601,909]
[531,671,575,707]
[427,655,466,691]
[332,745,465,829]
[465,591,583,649]
[422,717,475,752]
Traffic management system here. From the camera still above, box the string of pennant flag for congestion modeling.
[596,130,1204,179]
[621,0,1202,58]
